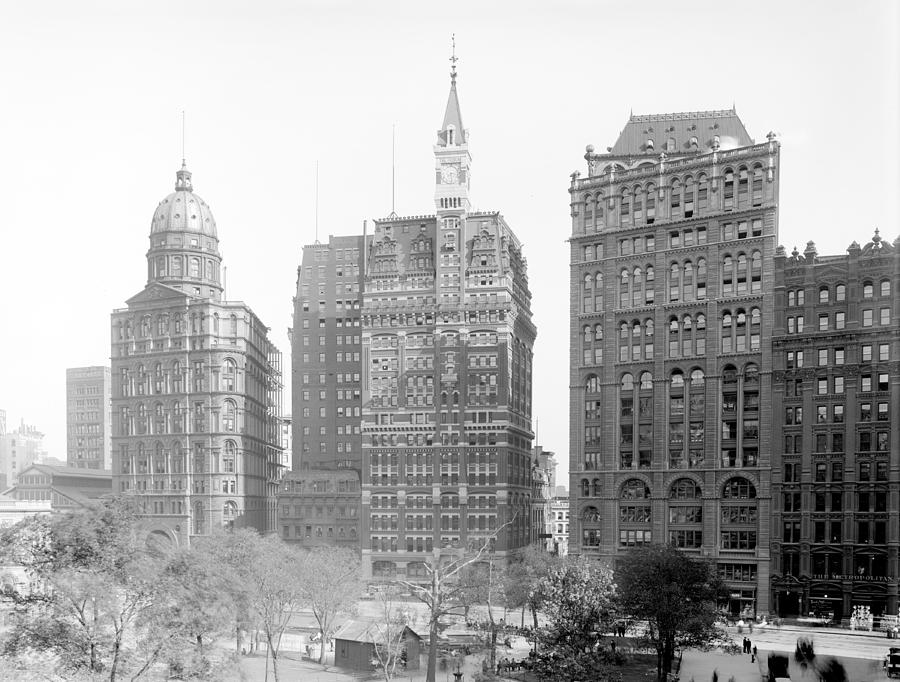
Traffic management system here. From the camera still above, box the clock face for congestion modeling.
[441,165,459,184]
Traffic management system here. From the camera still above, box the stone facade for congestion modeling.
[771,233,900,619]
[110,165,283,547]
[569,110,780,617]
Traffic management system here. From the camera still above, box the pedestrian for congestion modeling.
[747,638,753,656]
[742,636,748,653]
[711,668,718,682]
[752,645,757,663]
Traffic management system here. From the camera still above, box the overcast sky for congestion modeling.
[0,0,897,486]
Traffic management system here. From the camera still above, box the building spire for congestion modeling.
[440,35,465,144]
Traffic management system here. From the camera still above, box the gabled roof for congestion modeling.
[334,618,422,644]
[21,463,112,479]
[125,281,193,307]
[610,109,753,156]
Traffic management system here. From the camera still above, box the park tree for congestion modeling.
[200,527,265,654]
[506,544,561,629]
[300,546,364,663]
[529,556,619,681]
[243,534,308,682]
[371,585,417,682]
[459,555,508,671]
[398,519,513,682]
[0,497,174,680]
[616,543,725,681]
[137,541,239,678]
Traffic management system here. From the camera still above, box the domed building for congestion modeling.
[110,164,284,547]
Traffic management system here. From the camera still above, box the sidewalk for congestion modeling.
[678,649,763,682]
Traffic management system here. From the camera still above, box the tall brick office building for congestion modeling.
[359,61,536,581]
[771,234,900,619]
[569,110,780,617]
[278,236,366,548]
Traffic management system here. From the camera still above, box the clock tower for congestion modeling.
[434,42,471,217]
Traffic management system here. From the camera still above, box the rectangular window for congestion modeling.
[862,345,872,362]
[818,314,829,331]
[831,461,843,481]
[835,348,845,365]
[815,463,826,482]
[831,433,844,452]
[818,349,828,366]
[834,376,844,394]
[862,309,873,327]
[881,307,891,325]
[835,312,845,329]
[879,344,890,361]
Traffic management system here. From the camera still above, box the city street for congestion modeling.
[680,624,893,682]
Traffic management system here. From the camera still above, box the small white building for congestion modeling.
[550,497,569,556]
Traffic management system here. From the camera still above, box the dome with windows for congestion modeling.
[150,164,218,237]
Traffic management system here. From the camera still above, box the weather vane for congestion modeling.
[450,34,458,83]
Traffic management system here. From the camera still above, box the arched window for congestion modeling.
[583,325,592,343]
[690,368,705,386]
[223,359,237,392]
[671,179,682,217]
[646,183,657,222]
[153,402,166,434]
[752,166,764,206]
[583,194,594,232]
[669,262,680,302]
[170,442,184,473]
[621,373,634,391]
[743,363,759,385]
[592,478,601,496]
[223,400,236,432]
[581,479,590,497]
[230,314,238,335]
[223,440,236,473]
[585,374,601,393]
[750,251,762,293]
[881,279,891,297]
[668,316,680,358]
[633,185,644,224]
[640,371,653,390]
[594,324,603,341]
[152,441,165,474]
[863,281,874,299]
[621,479,650,499]
[722,255,734,295]
[723,169,735,209]
[835,283,846,302]
[223,501,237,528]
[670,478,701,499]
[723,477,756,499]
[819,286,829,304]
[671,369,684,388]
[583,506,600,523]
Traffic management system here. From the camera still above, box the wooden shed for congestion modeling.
[333,618,422,671]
